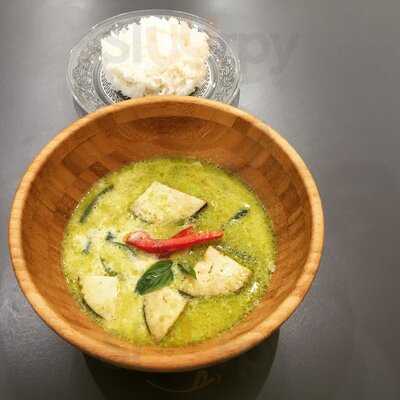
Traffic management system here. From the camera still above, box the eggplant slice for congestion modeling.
[143,287,188,341]
[180,246,252,297]
[80,275,119,320]
[132,181,206,224]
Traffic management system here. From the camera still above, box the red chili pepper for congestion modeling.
[136,226,195,258]
[125,229,224,254]
[157,226,195,257]
[172,225,195,238]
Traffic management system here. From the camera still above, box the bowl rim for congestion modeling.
[66,9,241,112]
[8,96,324,372]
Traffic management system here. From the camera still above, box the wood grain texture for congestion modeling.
[8,96,324,372]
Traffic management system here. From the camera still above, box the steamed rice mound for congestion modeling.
[101,16,209,98]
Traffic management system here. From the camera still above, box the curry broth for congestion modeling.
[62,158,276,346]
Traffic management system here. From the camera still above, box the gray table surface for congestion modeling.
[1,1,400,399]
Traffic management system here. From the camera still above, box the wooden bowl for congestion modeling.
[9,96,324,372]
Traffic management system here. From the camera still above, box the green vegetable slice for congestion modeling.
[80,185,114,223]
[110,241,137,256]
[105,231,115,241]
[82,240,91,255]
[100,257,118,277]
[225,206,250,226]
[216,244,256,263]
[105,232,137,256]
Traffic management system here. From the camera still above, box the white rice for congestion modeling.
[101,16,209,98]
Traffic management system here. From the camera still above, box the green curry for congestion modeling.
[62,158,276,346]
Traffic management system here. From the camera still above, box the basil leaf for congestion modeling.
[100,257,117,277]
[135,260,174,295]
[79,185,114,223]
[177,262,197,279]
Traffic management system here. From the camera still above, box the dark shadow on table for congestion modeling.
[86,329,278,400]
[72,90,240,117]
